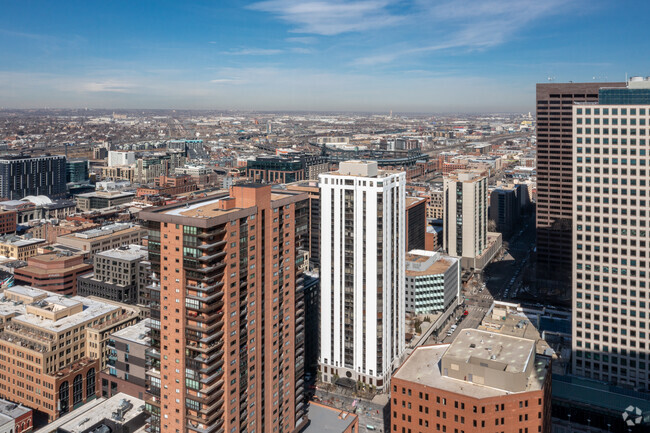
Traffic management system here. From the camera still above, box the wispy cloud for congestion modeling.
[354,0,576,65]
[210,78,244,84]
[80,80,135,93]
[247,0,403,35]
[222,48,284,55]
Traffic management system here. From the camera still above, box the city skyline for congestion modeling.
[2,0,650,112]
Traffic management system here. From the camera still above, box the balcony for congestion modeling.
[186,418,224,433]
[200,368,223,385]
[194,349,224,364]
[199,251,226,262]
[199,359,224,375]
[145,348,161,360]
[197,239,227,250]
[186,281,224,294]
[200,329,224,344]
[202,378,224,394]
[198,228,226,239]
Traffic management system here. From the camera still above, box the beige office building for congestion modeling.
[443,170,488,266]
[572,82,650,390]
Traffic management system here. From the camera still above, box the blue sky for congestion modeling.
[1,0,648,112]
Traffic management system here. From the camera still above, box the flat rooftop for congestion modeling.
[0,236,45,247]
[301,403,357,433]
[45,393,144,433]
[395,329,548,397]
[112,319,150,345]
[76,191,135,199]
[166,197,230,218]
[447,329,534,374]
[394,345,508,398]
[69,223,141,240]
[97,245,147,261]
[0,285,120,334]
[0,398,31,419]
[405,251,456,276]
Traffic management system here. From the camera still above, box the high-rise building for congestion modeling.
[286,180,320,269]
[405,197,426,251]
[0,155,67,200]
[489,186,521,235]
[139,184,309,433]
[536,82,625,294]
[318,160,406,391]
[66,159,89,183]
[443,169,488,265]
[572,78,650,390]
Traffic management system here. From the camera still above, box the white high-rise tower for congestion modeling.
[318,160,405,390]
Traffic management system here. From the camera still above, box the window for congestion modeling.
[73,374,83,406]
[86,368,96,399]
[59,382,69,415]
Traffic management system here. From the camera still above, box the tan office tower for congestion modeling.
[140,184,309,433]
[443,169,488,267]
[536,82,624,295]
[572,79,650,390]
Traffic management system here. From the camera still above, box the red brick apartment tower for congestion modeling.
[140,184,309,433]
[391,330,552,433]
[535,82,624,295]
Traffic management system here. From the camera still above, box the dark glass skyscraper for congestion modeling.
[535,82,625,299]
[0,154,67,200]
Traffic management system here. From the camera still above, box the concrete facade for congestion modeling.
[443,170,488,265]
[319,161,406,390]
[405,250,460,315]
[572,98,650,390]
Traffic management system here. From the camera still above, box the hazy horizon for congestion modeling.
[2,1,649,112]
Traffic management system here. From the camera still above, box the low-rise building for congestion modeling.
[391,329,552,433]
[405,250,460,315]
[0,236,45,260]
[174,165,218,187]
[56,224,144,257]
[0,286,140,420]
[100,319,149,400]
[301,402,358,433]
[75,191,135,212]
[0,211,16,235]
[13,252,92,296]
[0,399,32,433]
[39,393,146,433]
[78,245,148,303]
[136,174,197,198]
[26,220,99,244]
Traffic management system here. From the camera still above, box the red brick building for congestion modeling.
[14,253,93,296]
[0,397,33,433]
[0,210,16,235]
[136,174,197,198]
[139,184,309,433]
[391,330,551,433]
